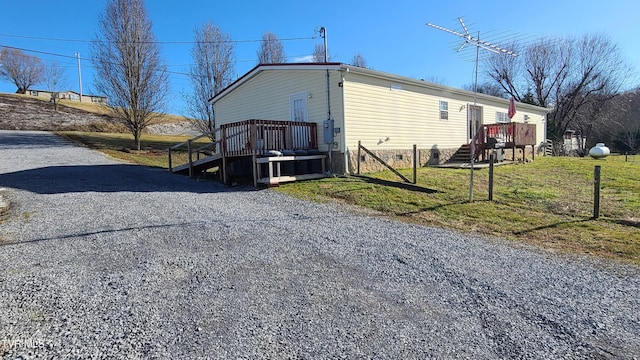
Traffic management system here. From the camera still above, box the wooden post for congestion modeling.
[488,153,495,201]
[357,140,361,175]
[413,144,417,184]
[593,165,601,219]
[187,139,193,178]
[168,147,173,172]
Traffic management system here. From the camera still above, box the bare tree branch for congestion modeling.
[257,32,286,64]
[0,48,44,94]
[43,60,68,112]
[184,22,236,137]
[351,52,367,68]
[312,44,331,62]
[484,34,632,150]
[90,0,169,150]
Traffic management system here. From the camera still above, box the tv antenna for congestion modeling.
[426,17,517,202]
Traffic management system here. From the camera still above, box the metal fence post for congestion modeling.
[593,165,601,219]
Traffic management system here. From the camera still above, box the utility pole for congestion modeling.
[75,52,83,102]
[427,18,517,202]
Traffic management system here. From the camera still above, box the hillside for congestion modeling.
[0,93,198,135]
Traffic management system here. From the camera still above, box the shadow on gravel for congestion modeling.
[0,164,241,194]
[0,221,205,247]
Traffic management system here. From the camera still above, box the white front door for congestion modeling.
[289,92,308,122]
[289,92,309,148]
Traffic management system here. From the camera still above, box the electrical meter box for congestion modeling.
[323,119,334,144]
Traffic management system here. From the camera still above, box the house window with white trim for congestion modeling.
[496,111,511,123]
[439,100,448,120]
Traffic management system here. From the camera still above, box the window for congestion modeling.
[30,90,38,96]
[439,100,448,120]
[70,93,80,101]
[496,111,511,123]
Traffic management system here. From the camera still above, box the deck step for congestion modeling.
[447,144,473,163]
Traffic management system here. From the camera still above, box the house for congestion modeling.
[27,89,107,104]
[207,63,549,180]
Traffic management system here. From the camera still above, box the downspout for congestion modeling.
[341,67,349,174]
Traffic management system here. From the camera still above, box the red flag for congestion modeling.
[508,97,517,119]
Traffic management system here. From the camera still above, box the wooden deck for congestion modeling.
[474,123,537,162]
[168,119,325,186]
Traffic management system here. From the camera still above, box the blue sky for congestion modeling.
[1,0,638,114]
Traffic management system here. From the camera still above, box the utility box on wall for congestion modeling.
[323,119,334,144]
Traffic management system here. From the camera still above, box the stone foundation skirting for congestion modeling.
[346,147,458,174]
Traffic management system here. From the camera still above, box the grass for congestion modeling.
[58,131,640,265]
[56,131,212,169]
[275,156,640,265]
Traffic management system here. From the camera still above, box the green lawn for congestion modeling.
[275,156,640,265]
[56,131,212,169]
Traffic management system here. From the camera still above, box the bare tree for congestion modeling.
[312,44,331,62]
[592,88,640,153]
[90,0,169,150]
[351,52,367,68]
[185,22,236,136]
[485,34,631,149]
[257,32,286,64]
[462,81,506,98]
[43,60,68,112]
[0,48,44,94]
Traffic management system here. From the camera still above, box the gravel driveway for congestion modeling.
[0,130,638,359]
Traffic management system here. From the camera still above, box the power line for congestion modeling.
[0,44,319,80]
[0,33,317,45]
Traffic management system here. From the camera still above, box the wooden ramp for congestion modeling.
[171,153,222,176]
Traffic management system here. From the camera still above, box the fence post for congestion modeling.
[187,139,193,178]
[168,147,173,172]
[593,165,601,219]
[357,141,361,175]
[413,144,417,184]
[489,153,495,201]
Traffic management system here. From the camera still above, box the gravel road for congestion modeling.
[0,130,638,359]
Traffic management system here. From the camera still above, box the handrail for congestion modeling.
[169,130,217,151]
[167,129,218,173]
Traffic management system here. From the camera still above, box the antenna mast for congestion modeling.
[426,18,517,202]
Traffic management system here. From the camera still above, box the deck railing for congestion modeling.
[221,119,318,157]
[168,119,319,173]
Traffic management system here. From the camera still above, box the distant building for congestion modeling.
[27,89,107,104]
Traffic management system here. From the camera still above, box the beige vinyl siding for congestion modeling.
[343,73,547,150]
[214,69,344,152]
[343,73,468,151]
